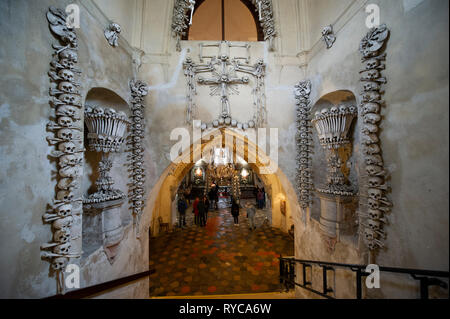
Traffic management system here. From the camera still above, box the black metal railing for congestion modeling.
[279,256,449,299]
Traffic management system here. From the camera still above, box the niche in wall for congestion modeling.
[310,90,360,250]
[81,88,132,261]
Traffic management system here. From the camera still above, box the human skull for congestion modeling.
[58,69,75,82]
[57,105,79,118]
[58,93,81,105]
[365,69,380,80]
[362,103,380,115]
[365,58,380,70]
[59,49,78,62]
[365,154,383,166]
[363,82,381,92]
[52,257,69,271]
[93,106,104,115]
[368,209,383,220]
[58,116,73,127]
[59,154,81,166]
[339,105,348,114]
[58,142,76,154]
[56,204,72,217]
[62,31,77,45]
[53,242,71,255]
[366,164,384,176]
[57,129,74,140]
[368,188,383,201]
[368,199,380,210]
[52,216,74,230]
[368,219,382,231]
[320,108,329,116]
[57,178,75,190]
[364,113,381,124]
[364,228,376,240]
[368,176,384,188]
[57,190,74,202]
[59,58,75,69]
[361,123,378,134]
[53,229,71,243]
[330,106,339,115]
[365,144,381,155]
[362,134,379,145]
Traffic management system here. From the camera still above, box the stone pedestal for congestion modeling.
[318,192,354,241]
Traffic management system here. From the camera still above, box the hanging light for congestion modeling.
[195,167,203,176]
[241,168,249,178]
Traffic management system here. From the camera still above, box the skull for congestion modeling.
[59,94,81,105]
[365,58,380,70]
[58,142,76,154]
[366,164,384,176]
[365,144,381,155]
[364,113,381,124]
[365,154,383,166]
[57,129,74,140]
[52,257,69,271]
[56,204,72,217]
[368,219,382,231]
[53,229,71,243]
[58,116,73,127]
[368,209,383,220]
[60,154,81,166]
[53,242,71,255]
[368,188,383,200]
[57,105,79,118]
[59,58,75,69]
[57,190,74,202]
[57,178,75,190]
[368,199,380,210]
[361,123,379,134]
[364,228,376,240]
[59,49,78,62]
[62,31,77,45]
[362,134,379,145]
[134,174,143,182]
[363,82,381,92]
[339,105,348,114]
[58,69,75,82]
[362,92,381,103]
[368,176,384,188]
[321,108,329,116]
[362,103,380,115]
[365,70,380,80]
[133,109,143,117]
[59,81,77,93]
[330,106,339,115]
[52,216,73,230]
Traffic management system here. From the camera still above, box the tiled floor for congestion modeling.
[149,199,294,297]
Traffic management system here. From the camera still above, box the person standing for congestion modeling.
[193,197,200,226]
[198,196,206,227]
[231,198,240,226]
[208,187,215,211]
[177,195,187,228]
[257,188,264,209]
[245,201,257,231]
[203,195,210,221]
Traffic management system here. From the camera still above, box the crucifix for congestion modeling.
[197,55,249,118]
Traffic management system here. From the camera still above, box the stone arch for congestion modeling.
[141,127,300,237]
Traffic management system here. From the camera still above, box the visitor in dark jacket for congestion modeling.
[177,195,187,228]
[193,197,200,226]
[198,197,206,227]
[203,196,210,221]
[231,198,240,226]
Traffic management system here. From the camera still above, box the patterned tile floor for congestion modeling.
[149,199,294,297]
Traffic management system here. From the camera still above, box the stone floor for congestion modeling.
[149,199,294,297]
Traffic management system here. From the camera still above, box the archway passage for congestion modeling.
[147,128,296,297]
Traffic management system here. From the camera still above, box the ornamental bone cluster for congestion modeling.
[104,22,121,47]
[128,80,149,224]
[172,0,196,51]
[43,6,83,294]
[183,52,267,130]
[251,0,277,50]
[358,24,392,251]
[294,80,313,208]
[321,25,336,49]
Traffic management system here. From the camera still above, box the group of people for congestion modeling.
[177,193,211,228]
[231,198,257,231]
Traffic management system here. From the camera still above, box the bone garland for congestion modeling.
[172,0,195,51]
[294,80,313,208]
[104,22,121,47]
[129,80,148,235]
[44,7,83,294]
[359,24,391,251]
[321,25,336,49]
[251,0,277,50]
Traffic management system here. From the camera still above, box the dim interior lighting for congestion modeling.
[195,167,203,176]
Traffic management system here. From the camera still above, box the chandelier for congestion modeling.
[206,147,237,182]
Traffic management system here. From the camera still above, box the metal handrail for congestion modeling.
[279,256,449,299]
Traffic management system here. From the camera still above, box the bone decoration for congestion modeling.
[183,44,267,130]
[252,0,277,50]
[104,22,121,47]
[321,25,336,49]
[43,6,83,295]
[294,80,313,208]
[358,24,391,251]
[128,79,149,236]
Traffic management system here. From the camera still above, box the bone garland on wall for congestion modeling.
[251,0,276,50]
[294,80,313,209]
[43,6,83,295]
[321,25,336,49]
[172,0,195,51]
[104,22,121,47]
[358,24,391,251]
[128,79,149,237]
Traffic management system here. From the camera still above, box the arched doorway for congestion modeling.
[143,128,298,296]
